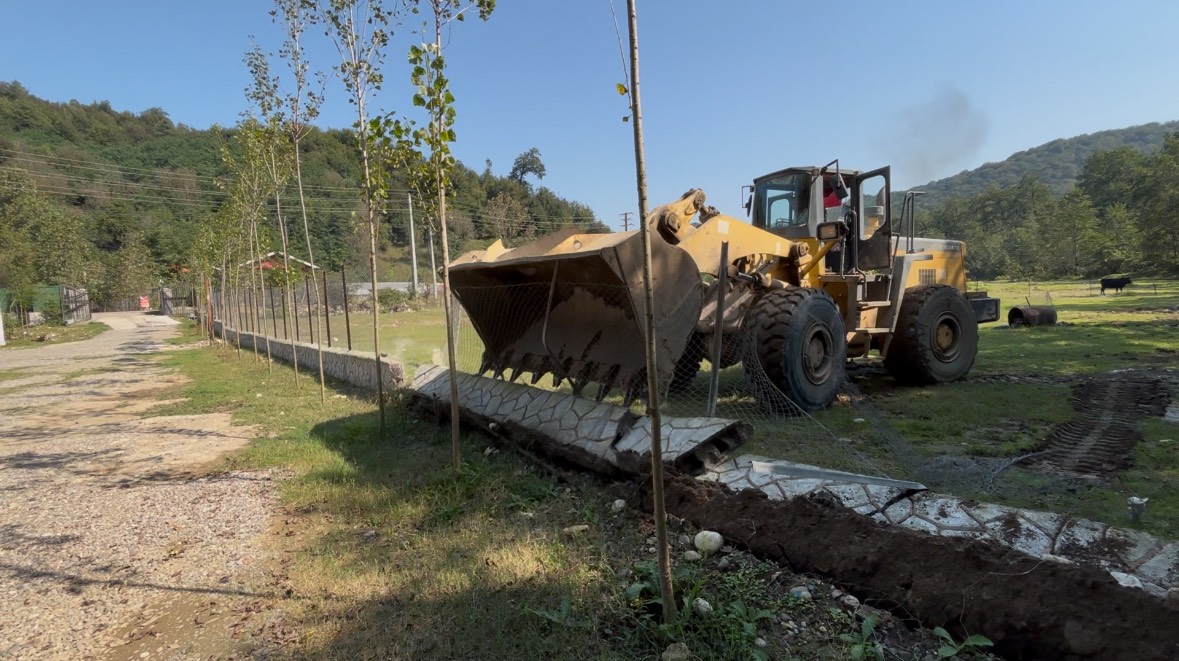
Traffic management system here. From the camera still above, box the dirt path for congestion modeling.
[0,314,280,660]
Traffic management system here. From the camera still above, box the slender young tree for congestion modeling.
[272,0,329,403]
[624,0,677,624]
[376,0,494,470]
[320,0,397,434]
[246,46,301,386]
[220,120,273,366]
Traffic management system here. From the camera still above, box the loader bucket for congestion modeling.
[449,228,704,402]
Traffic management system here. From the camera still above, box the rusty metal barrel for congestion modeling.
[1007,306,1058,327]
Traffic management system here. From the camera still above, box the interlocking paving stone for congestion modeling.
[411,370,1179,594]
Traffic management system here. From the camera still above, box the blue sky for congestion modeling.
[3,1,1178,229]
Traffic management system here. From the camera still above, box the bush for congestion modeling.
[376,288,416,312]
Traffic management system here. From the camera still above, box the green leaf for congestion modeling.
[962,634,993,648]
[861,615,877,637]
[933,627,955,643]
[616,82,628,95]
[937,645,959,658]
[850,645,865,661]
[625,582,649,601]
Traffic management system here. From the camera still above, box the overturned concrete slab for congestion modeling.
[410,365,748,475]
[409,366,1179,658]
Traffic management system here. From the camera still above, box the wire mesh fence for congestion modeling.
[201,266,1178,532]
[208,269,446,354]
[446,277,1178,515]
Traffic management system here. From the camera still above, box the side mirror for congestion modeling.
[829,173,849,201]
[741,185,754,216]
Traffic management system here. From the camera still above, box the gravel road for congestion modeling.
[0,314,280,660]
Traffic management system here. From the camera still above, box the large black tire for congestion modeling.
[744,288,846,412]
[885,284,978,385]
[668,332,744,394]
[669,333,705,394]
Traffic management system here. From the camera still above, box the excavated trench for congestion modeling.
[412,389,1179,661]
[640,471,1179,661]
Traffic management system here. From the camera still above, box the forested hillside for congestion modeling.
[914,132,1179,280]
[913,120,1179,210]
[0,81,606,306]
[5,78,1178,310]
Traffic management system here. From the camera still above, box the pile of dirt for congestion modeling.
[642,471,1179,661]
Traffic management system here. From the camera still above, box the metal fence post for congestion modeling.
[269,287,279,337]
[707,241,729,417]
[341,269,352,351]
[304,274,315,343]
[323,269,332,348]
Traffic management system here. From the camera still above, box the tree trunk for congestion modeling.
[626,0,677,625]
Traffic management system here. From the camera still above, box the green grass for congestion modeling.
[0,320,110,349]
[975,279,1179,376]
[216,279,1179,538]
[158,327,836,660]
[237,304,453,376]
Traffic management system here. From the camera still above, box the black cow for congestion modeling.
[1100,277,1132,295]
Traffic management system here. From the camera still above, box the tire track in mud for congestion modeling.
[1034,374,1170,476]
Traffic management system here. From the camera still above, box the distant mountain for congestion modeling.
[910,120,1179,208]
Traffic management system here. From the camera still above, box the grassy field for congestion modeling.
[225,279,1179,537]
[157,322,969,660]
[770,279,1179,537]
[0,320,109,349]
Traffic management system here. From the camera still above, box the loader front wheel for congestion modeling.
[745,288,846,413]
[669,334,705,394]
[885,284,978,385]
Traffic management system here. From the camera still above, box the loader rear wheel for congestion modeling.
[885,284,978,385]
[744,288,846,412]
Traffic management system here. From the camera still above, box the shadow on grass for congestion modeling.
[281,409,640,660]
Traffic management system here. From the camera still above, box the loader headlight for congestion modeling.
[816,221,844,241]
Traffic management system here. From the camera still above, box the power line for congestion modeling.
[2,148,607,224]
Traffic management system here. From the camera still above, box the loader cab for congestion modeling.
[750,165,893,272]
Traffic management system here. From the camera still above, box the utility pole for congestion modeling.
[619,211,633,231]
[408,193,420,296]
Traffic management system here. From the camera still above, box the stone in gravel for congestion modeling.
[789,586,812,600]
[693,598,713,615]
[612,499,627,512]
[754,638,767,648]
[662,642,690,661]
[561,525,590,537]
[694,530,723,554]
[678,534,691,546]
[1110,571,1143,589]
[683,551,702,562]
[840,594,861,612]
[717,556,731,570]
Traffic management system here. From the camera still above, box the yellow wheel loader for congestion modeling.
[449,163,1000,412]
